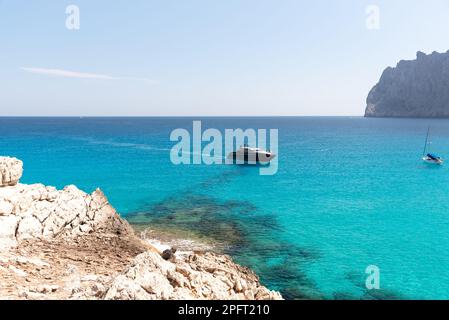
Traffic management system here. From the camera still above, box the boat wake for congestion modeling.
[71,137,171,152]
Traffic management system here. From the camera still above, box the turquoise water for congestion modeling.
[2,117,449,299]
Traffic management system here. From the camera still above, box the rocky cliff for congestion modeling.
[0,156,282,300]
[365,50,449,118]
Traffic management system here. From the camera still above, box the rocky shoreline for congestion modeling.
[0,156,282,300]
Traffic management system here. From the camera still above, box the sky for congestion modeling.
[1,0,449,116]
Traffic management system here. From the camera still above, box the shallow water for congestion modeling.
[2,116,449,299]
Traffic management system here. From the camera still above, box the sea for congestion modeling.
[2,116,449,300]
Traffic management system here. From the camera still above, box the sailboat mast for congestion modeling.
[423,126,430,156]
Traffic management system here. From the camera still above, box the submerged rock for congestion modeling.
[365,50,449,118]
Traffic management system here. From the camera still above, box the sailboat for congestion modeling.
[422,127,443,165]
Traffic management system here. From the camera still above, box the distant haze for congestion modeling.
[1,0,449,116]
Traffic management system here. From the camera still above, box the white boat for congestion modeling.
[422,127,443,165]
[227,145,276,164]
[423,154,443,164]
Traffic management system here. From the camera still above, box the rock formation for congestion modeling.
[365,50,449,118]
[0,156,282,300]
[0,157,23,187]
[0,182,132,250]
[105,251,281,300]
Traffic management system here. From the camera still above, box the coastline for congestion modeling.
[0,156,282,300]
[131,222,236,254]
[133,225,216,257]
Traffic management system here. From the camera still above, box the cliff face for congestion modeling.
[0,157,282,300]
[365,50,449,118]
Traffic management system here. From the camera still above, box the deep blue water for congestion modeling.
[2,117,449,299]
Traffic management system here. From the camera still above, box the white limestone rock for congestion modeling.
[0,166,133,250]
[105,251,283,300]
[0,157,23,187]
[0,215,19,250]
[104,275,154,300]
[17,216,43,241]
[0,199,14,215]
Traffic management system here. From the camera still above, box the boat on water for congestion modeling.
[423,153,443,165]
[422,127,443,165]
[227,145,276,164]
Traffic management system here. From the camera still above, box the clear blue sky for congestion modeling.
[1,0,449,116]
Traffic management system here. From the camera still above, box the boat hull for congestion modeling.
[227,151,276,165]
[422,157,443,165]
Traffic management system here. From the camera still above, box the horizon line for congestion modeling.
[0,115,365,118]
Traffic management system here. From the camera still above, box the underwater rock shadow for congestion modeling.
[127,193,273,247]
[337,271,408,300]
[199,167,247,189]
[127,192,324,300]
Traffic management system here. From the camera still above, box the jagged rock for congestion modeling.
[0,215,19,250]
[0,157,23,187]
[35,284,59,294]
[103,275,154,300]
[0,199,14,215]
[161,248,176,261]
[17,216,43,241]
[365,50,449,117]
[105,251,283,300]
[0,182,134,249]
